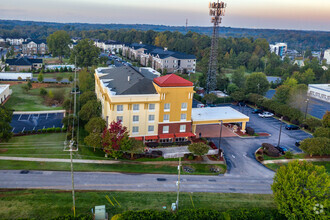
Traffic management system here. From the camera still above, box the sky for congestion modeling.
[1,0,330,31]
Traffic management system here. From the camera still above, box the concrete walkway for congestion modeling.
[0,156,225,165]
[13,110,66,115]
[262,158,330,164]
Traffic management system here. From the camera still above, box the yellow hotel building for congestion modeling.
[95,66,249,143]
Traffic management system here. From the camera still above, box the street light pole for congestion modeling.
[304,98,309,120]
[176,157,181,210]
[277,117,283,147]
[218,120,223,159]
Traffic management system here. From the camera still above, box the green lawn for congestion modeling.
[33,72,74,79]
[265,162,330,174]
[261,153,306,161]
[4,83,71,111]
[0,189,276,219]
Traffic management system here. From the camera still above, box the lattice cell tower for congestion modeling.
[206,1,226,93]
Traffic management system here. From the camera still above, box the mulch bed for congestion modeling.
[207,155,224,161]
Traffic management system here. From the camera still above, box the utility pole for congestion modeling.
[206,1,226,93]
[176,157,182,210]
[185,18,188,32]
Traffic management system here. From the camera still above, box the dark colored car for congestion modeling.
[275,146,288,154]
[285,124,300,130]
[252,109,263,114]
[295,141,301,147]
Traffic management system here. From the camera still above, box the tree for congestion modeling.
[68,75,73,82]
[272,160,329,220]
[84,132,102,152]
[283,77,298,87]
[188,143,209,156]
[125,139,145,159]
[231,66,246,88]
[79,100,101,122]
[203,93,217,104]
[70,39,100,68]
[79,91,96,107]
[227,83,239,95]
[313,127,330,138]
[78,69,94,92]
[322,111,330,128]
[0,106,13,142]
[47,30,71,63]
[245,72,269,95]
[102,121,131,159]
[231,90,245,102]
[293,68,315,85]
[305,118,322,132]
[273,85,291,104]
[85,117,106,134]
[300,137,330,156]
[21,84,30,93]
[39,87,48,96]
[37,72,44,82]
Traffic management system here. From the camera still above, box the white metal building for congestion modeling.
[0,84,11,104]
[324,49,330,65]
[308,84,330,103]
[0,72,32,80]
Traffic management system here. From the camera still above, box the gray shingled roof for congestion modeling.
[6,57,43,66]
[99,66,157,95]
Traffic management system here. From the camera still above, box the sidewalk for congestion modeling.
[0,156,225,165]
[262,158,330,164]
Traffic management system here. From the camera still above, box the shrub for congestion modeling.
[188,155,194,160]
[246,126,255,135]
[322,111,330,127]
[208,141,217,149]
[188,142,209,156]
[40,87,48,96]
[291,119,300,125]
[42,128,47,133]
[262,143,281,157]
[284,151,293,159]
[257,156,264,161]
[300,137,330,156]
[313,127,330,138]
[55,127,62,133]
[37,129,42,133]
[305,118,322,132]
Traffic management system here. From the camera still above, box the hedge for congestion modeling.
[262,143,281,157]
[119,208,286,220]
[51,214,93,220]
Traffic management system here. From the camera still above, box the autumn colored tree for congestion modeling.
[102,120,131,159]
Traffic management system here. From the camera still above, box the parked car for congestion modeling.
[252,109,263,114]
[258,112,274,118]
[275,146,288,154]
[295,141,301,147]
[285,124,300,130]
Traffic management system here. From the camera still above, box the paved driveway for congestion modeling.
[209,105,312,178]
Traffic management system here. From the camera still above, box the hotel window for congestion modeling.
[116,116,123,123]
[163,114,170,122]
[180,125,186,132]
[117,105,123,112]
[181,102,187,111]
[163,126,169,134]
[149,103,155,111]
[148,125,154,133]
[133,115,139,123]
[164,103,170,111]
[180,114,187,121]
[148,114,155,122]
[132,126,139,133]
[133,104,139,112]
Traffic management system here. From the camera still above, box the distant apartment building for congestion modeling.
[0,84,11,104]
[270,43,287,57]
[123,43,196,74]
[6,57,43,71]
[22,40,48,55]
[6,38,25,46]
[308,84,330,103]
[93,39,124,53]
[324,49,330,65]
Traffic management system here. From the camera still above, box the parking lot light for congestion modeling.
[304,98,309,120]
[277,116,283,147]
[218,120,223,159]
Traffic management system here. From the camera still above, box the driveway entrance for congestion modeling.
[196,124,237,138]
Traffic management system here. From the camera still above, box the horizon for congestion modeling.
[1,0,330,32]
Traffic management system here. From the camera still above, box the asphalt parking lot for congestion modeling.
[209,104,312,178]
[10,112,64,133]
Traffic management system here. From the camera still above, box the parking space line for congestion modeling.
[46,113,48,120]
[27,114,31,120]
[18,114,22,121]
[22,127,25,132]
[33,126,35,131]
[11,127,15,133]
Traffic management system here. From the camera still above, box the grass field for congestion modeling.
[261,153,306,161]
[4,83,71,111]
[265,161,330,174]
[33,72,74,79]
[0,189,276,219]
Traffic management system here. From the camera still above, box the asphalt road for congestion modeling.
[0,170,273,194]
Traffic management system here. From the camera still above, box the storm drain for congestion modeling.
[156,178,167,181]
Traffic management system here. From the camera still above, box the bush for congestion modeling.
[40,87,48,96]
[51,214,93,220]
[37,129,42,133]
[313,127,330,138]
[47,127,55,133]
[188,155,194,160]
[284,151,293,159]
[55,127,62,133]
[291,119,300,125]
[208,141,217,149]
[42,128,47,133]
[188,142,209,156]
[305,118,322,132]
[300,137,330,156]
[257,156,264,161]
[246,127,255,135]
[262,143,281,157]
